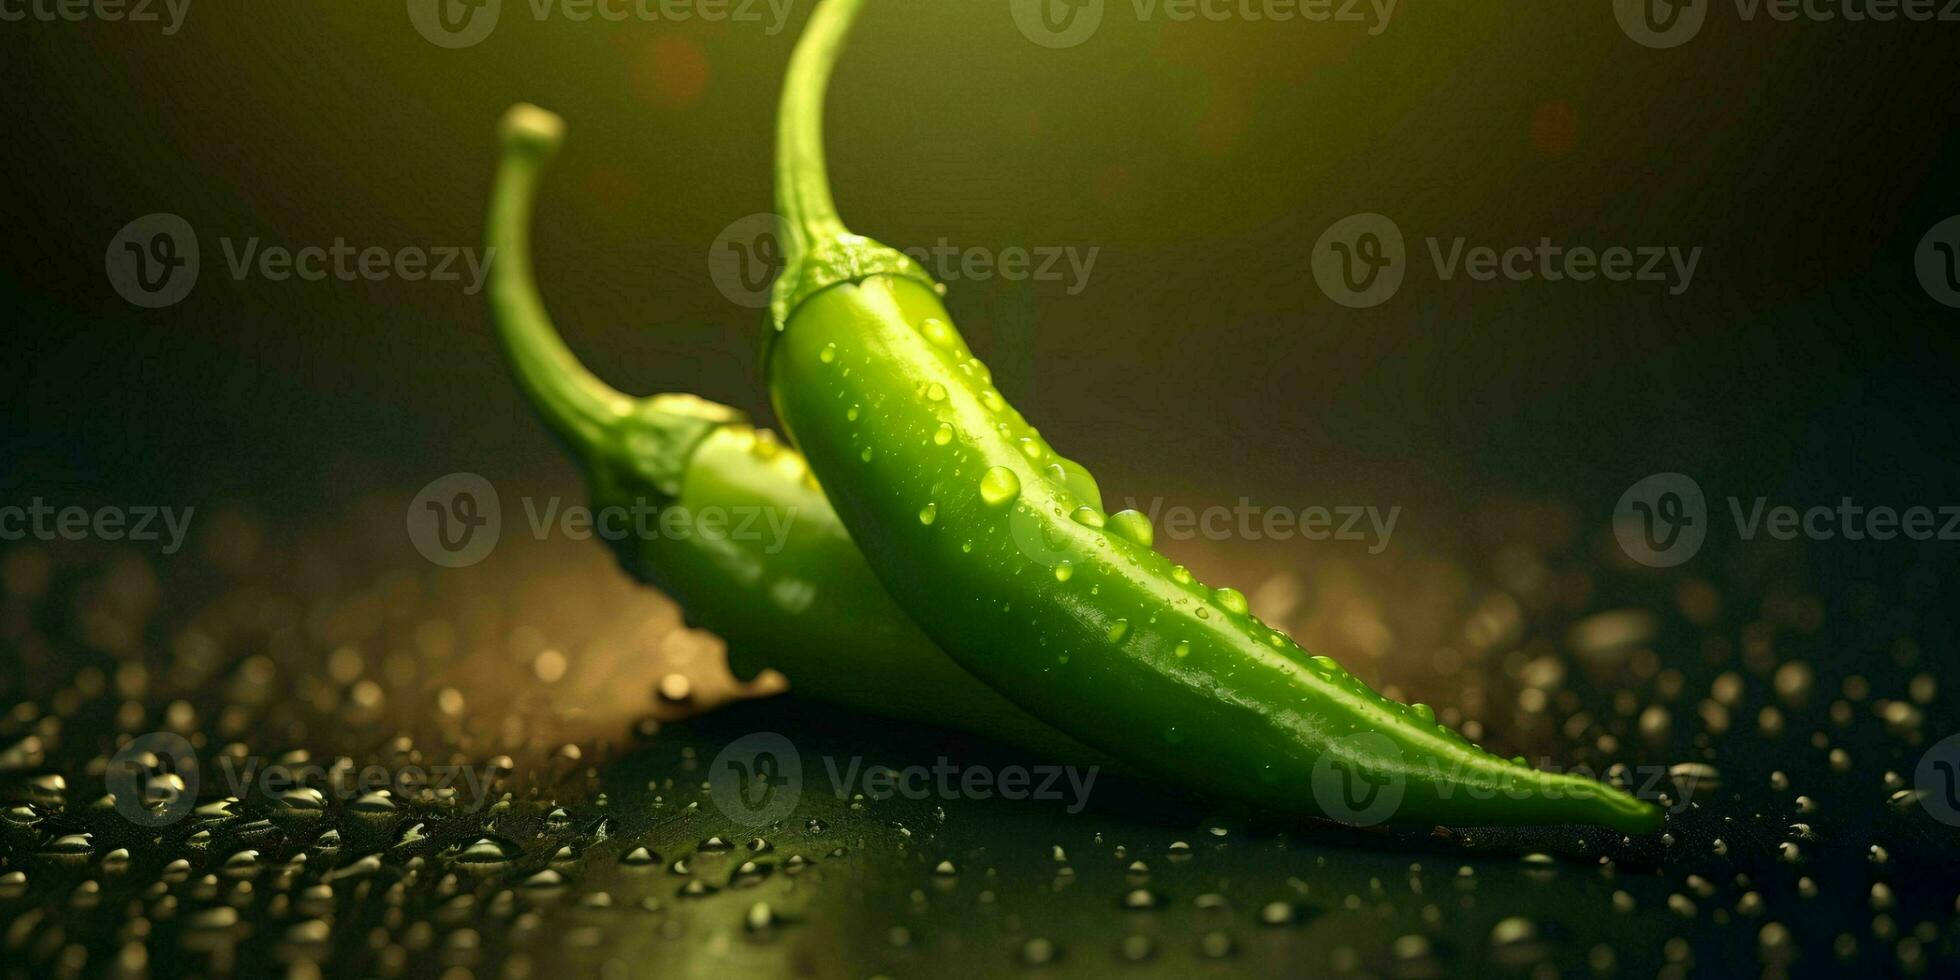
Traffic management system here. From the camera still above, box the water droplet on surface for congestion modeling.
[1107,509,1153,548]
[918,503,938,526]
[920,318,957,348]
[979,467,1021,506]
[1021,937,1058,965]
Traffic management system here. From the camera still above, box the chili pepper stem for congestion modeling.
[767,0,937,340]
[490,104,633,456]
[489,104,741,494]
[774,0,855,264]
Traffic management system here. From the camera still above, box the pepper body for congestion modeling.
[765,0,1661,833]
[487,104,1100,765]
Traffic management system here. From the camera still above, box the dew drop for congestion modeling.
[933,422,954,446]
[919,318,957,349]
[919,503,938,526]
[1107,509,1153,548]
[979,467,1021,506]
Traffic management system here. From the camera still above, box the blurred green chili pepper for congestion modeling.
[486,103,1101,765]
[763,0,1661,833]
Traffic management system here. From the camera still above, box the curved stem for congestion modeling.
[775,0,865,266]
[487,103,633,459]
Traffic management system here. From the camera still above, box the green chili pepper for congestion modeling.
[763,0,1662,833]
[486,103,1102,766]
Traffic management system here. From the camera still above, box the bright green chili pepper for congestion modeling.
[763,0,1662,833]
[486,103,1102,765]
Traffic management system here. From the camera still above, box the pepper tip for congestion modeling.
[500,103,566,158]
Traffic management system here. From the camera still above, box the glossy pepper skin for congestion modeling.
[486,104,1101,765]
[764,0,1662,834]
